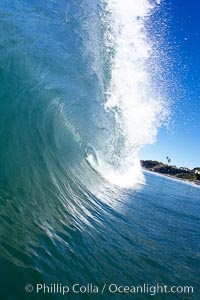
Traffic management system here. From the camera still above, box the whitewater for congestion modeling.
[85,0,169,187]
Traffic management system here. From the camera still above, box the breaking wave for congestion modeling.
[0,0,169,212]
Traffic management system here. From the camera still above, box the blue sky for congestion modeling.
[140,0,200,168]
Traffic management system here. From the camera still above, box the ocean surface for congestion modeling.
[0,0,199,299]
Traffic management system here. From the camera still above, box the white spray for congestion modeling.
[87,0,169,188]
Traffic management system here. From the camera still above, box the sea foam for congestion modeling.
[90,0,169,188]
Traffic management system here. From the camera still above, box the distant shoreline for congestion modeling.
[141,160,200,187]
[143,168,200,187]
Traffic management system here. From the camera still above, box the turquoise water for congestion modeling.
[0,1,199,299]
[1,171,200,299]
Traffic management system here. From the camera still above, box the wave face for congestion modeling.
[0,0,169,273]
[0,0,168,192]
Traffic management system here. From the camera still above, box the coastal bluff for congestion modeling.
[140,160,200,185]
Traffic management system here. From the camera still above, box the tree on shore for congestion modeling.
[166,156,171,165]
